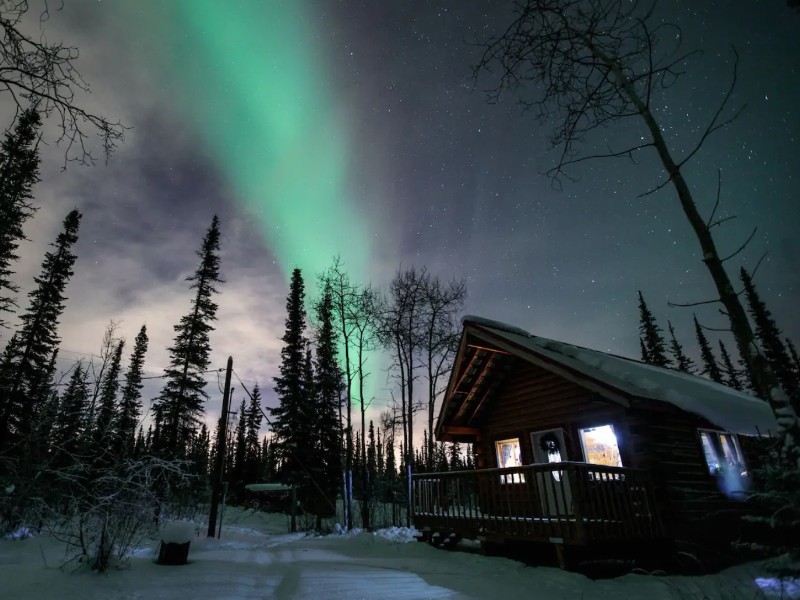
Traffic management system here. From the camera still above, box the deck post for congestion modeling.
[554,542,568,570]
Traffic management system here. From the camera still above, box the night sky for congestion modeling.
[3,1,799,429]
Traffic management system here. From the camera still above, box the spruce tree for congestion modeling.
[134,427,146,457]
[639,338,649,363]
[231,398,247,496]
[114,325,148,458]
[449,442,461,471]
[0,109,41,328]
[270,268,313,493]
[385,436,396,482]
[311,286,343,518]
[153,215,222,458]
[367,420,377,484]
[719,340,743,391]
[376,428,384,479]
[143,426,153,455]
[260,435,276,482]
[787,338,800,376]
[33,387,59,459]
[436,441,449,472]
[92,339,124,462]
[50,362,90,466]
[0,209,81,450]
[188,423,211,497]
[637,291,670,367]
[694,315,723,384]
[667,321,696,373]
[741,268,799,403]
[244,384,264,485]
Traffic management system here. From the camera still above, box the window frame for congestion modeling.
[494,437,525,484]
[698,429,747,477]
[578,424,624,468]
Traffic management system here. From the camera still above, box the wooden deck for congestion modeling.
[412,462,664,546]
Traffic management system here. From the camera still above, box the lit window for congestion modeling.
[699,430,747,477]
[579,425,623,468]
[495,438,524,483]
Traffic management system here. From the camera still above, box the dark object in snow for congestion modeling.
[157,541,190,566]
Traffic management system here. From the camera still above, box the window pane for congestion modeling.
[579,425,623,467]
[719,433,746,475]
[495,438,522,469]
[699,430,749,496]
[495,438,524,483]
[700,431,721,474]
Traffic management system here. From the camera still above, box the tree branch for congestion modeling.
[677,47,745,171]
[667,297,722,308]
[721,227,757,262]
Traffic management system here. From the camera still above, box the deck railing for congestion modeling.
[412,462,663,545]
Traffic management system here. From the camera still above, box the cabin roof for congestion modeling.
[443,316,777,437]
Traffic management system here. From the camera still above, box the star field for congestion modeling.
[2,0,798,424]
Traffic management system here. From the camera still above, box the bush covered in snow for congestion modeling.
[742,447,800,577]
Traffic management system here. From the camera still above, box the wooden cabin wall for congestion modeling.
[625,401,756,542]
[474,359,631,469]
[471,358,757,544]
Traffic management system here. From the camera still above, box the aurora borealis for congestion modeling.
[129,1,372,286]
[3,0,799,428]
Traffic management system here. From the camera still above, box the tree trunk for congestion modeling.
[605,52,800,467]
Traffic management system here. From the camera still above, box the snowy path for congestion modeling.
[1,532,477,599]
[1,511,797,599]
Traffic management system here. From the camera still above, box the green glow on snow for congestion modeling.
[136,1,371,287]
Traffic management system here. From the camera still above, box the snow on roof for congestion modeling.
[463,316,777,436]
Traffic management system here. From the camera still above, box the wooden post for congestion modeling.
[208,356,233,538]
[290,484,297,533]
[554,543,568,570]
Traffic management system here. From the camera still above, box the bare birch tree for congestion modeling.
[347,285,383,529]
[382,267,426,526]
[420,276,466,470]
[1,1,124,166]
[318,256,358,529]
[476,0,800,466]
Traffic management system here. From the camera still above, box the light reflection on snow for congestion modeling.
[755,576,799,598]
[5,527,32,540]
[296,568,457,600]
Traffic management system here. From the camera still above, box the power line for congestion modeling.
[15,367,224,388]
[231,367,273,428]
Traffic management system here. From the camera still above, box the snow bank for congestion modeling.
[372,527,419,543]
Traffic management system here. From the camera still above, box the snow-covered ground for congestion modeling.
[1,507,797,599]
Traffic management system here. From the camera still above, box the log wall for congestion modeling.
[470,357,759,543]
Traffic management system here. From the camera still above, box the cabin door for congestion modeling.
[531,429,573,516]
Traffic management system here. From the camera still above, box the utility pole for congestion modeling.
[207,356,233,538]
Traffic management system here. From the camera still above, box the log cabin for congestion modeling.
[412,316,777,568]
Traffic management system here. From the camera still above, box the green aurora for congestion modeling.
[131,1,372,288]
[123,1,385,405]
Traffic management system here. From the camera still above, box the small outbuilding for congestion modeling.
[412,316,776,567]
